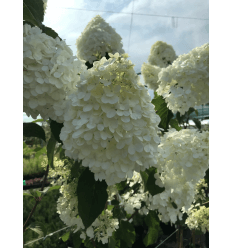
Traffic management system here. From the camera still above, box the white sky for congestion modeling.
[23,0,209,123]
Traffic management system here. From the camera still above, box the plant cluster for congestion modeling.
[23,1,209,247]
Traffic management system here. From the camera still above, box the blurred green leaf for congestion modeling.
[169,118,182,131]
[47,133,56,169]
[140,171,149,192]
[23,191,34,198]
[192,118,201,130]
[61,231,70,242]
[115,221,135,248]
[32,119,44,123]
[41,24,61,39]
[77,168,108,228]
[143,211,161,246]
[111,200,120,206]
[50,119,63,144]
[152,92,173,132]
[23,0,44,27]
[145,167,165,196]
[23,123,46,142]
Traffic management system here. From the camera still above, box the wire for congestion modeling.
[60,7,209,20]
[127,0,135,54]
[155,229,179,248]
[24,225,73,246]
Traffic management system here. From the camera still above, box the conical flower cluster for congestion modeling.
[149,129,209,224]
[23,24,86,122]
[142,41,176,92]
[148,41,177,68]
[76,15,125,63]
[157,43,209,115]
[60,53,161,185]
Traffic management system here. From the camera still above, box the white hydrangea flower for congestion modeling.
[60,53,161,185]
[127,171,142,187]
[57,180,85,232]
[91,209,119,244]
[41,157,71,186]
[184,205,209,233]
[107,184,119,201]
[117,171,151,217]
[148,129,209,224]
[76,15,125,64]
[157,43,209,115]
[80,231,86,240]
[23,24,87,122]
[148,41,176,68]
[193,178,208,203]
[141,63,162,91]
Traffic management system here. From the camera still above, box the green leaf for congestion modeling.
[111,200,120,206]
[169,118,182,131]
[192,118,201,130]
[34,146,46,158]
[72,231,82,248]
[35,190,42,197]
[77,168,108,228]
[187,107,196,116]
[61,231,70,242]
[23,0,44,27]
[41,24,60,39]
[27,222,46,238]
[204,168,209,186]
[176,111,187,124]
[23,141,27,148]
[107,205,114,211]
[143,210,161,246]
[108,235,116,248]
[140,171,149,192]
[115,180,127,192]
[23,20,35,27]
[23,123,46,142]
[108,233,121,248]
[47,133,56,169]
[50,119,64,144]
[47,185,61,192]
[112,208,126,221]
[152,92,174,132]
[115,221,135,248]
[32,119,44,123]
[146,167,165,196]
[70,160,82,179]
[23,191,34,198]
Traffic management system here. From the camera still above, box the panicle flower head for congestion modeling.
[184,205,209,233]
[148,129,209,224]
[148,41,177,68]
[76,15,125,63]
[60,53,161,185]
[23,24,87,122]
[157,43,209,115]
[141,63,162,91]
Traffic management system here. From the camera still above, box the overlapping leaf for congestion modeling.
[152,92,173,132]
[143,210,161,246]
[77,168,108,228]
[23,122,46,142]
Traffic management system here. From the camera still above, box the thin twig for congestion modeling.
[127,209,139,222]
[91,238,96,247]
